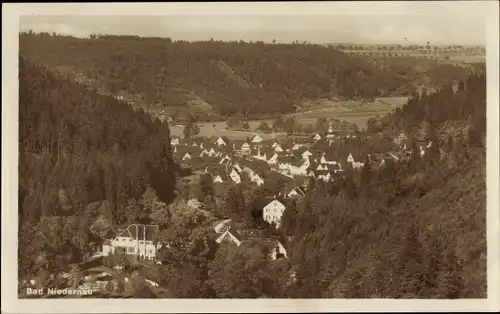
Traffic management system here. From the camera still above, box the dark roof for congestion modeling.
[117,224,159,242]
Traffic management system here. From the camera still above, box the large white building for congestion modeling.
[102,224,160,260]
[263,199,286,228]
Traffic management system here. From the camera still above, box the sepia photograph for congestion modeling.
[2,1,500,313]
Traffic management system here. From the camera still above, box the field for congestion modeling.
[169,96,408,139]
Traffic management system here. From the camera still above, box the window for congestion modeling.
[266,215,271,220]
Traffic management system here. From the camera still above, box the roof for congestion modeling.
[277,155,296,164]
[213,219,232,233]
[116,224,159,242]
[216,229,243,246]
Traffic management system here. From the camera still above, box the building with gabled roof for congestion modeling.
[102,224,160,260]
[263,198,286,228]
[251,134,263,143]
[287,186,306,198]
[216,228,242,247]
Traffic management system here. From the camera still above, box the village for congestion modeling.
[19,117,438,298]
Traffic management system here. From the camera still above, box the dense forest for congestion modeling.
[18,58,176,280]
[283,76,486,298]
[18,42,486,298]
[19,32,414,120]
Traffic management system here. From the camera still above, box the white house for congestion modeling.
[394,132,408,146]
[250,173,265,186]
[289,162,309,176]
[220,155,231,165]
[352,161,365,170]
[213,219,232,234]
[316,164,328,171]
[267,153,279,165]
[313,133,322,142]
[287,186,306,198]
[170,137,180,146]
[213,175,224,183]
[216,137,228,147]
[301,150,313,159]
[320,153,337,165]
[271,141,279,149]
[102,224,160,260]
[318,172,332,182]
[274,144,284,153]
[182,153,192,161]
[229,168,242,184]
[263,199,286,228]
[241,142,251,156]
[216,229,242,247]
[251,134,263,143]
[346,153,355,164]
[270,241,288,260]
[233,163,243,173]
[253,148,268,161]
[292,143,305,151]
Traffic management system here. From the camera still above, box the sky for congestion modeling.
[18,4,487,46]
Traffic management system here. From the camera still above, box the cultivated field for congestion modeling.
[169,96,408,139]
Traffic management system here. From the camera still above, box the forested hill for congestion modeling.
[367,74,486,145]
[19,32,412,120]
[18,57,175,278]
[282,73,486,298]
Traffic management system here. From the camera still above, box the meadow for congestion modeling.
[169,96,409,139]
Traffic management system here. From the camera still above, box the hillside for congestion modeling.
[282,73,486,298]
[18,57,176,291]
[19,32,413,121]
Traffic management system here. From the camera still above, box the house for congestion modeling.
[271,141,280,149]
[270,241,288,260]
[287,186,306,198]
[394,132,408,146]
[326,124,336,140]
[182,152,192,161]
[313,133,322,142]
[288,159,309,176]
[215,136,229,147]
[267,153,279,165]
[102,224,160,260]
[251,134,263,143]
[317,171,332,182]
[263,199,286,228]
[249,172,265,186]
[291,143,306,151]
[274,144,284,153]
[253,147,273,161]
[229,168,242,184]
[233,163,243,173]
[241,142,251,156]
[213,219,232,234]
[216,228,242,247]
[301,149,313,160]
[320,152,338,165]
[219,154,232,165]
[346,153,355,164]
[170,137,180,146]
[352,161,365,170]
[213,175,224,183]
[316,164,328,171]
